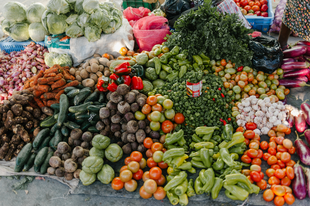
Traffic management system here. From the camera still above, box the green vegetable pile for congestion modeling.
[164,0,253,67]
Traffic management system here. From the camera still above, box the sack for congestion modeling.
[160,0,191,20]
[123,7,150,22]
[249,36,283,74]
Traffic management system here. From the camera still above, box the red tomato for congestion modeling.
[252,158,262,166]
[261,4,268,12]
[266,168,275,177]
[281,176,291,186]
[257,149,263,158]
[161,120,174,133]
[261,11,268,17]
[254,1,261,7]
[259,0,267,4]
[286,166,295,180]
[133,169,143,181]
[288,146,296,155]
[144,138,153,149]
[241,154,252,164]
[271,164,281,170]
[130,151,143,162]
[147,157,157,168]
[247,149,258,158]
[260,141,269,150]
[278,160,286,168]
[125,157,132,165]
[248,1,255,6]
[247,175,254,184]
[268,147,277,155]
[267,155,278,165]
[174,113,185,124]
[112,177,124,190]
[245,122,257,130]
[158,161,168,169]
[252,5,260,11]
[250,171,262,182]
[263,153,272,161]
[257,179,267,190]
[155,175,166,186]
[149,167,162,180]
[236,2,240,6]
[275,169,286,179]
[240,0,248,7]
[254,11,261,16]
[268,176,280,185]
[244,130,255,139]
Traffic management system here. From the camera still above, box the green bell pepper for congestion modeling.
[229,146,246,155]
[164,171,187,191]
[200,148,211,168]
[219,148,235,167]
[223,183,249,201]
[222,132,245,149]
[187,179,196,197]
[199,52,210,60]
[194,177,204,195]
[131,64,145,77]
[211,177,223,199]
[222,124,233,141]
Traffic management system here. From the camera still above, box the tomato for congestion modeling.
[144,138,153,149]
[283,139,293,149]
[112,177,124,190]
[247,149,258,158]
[253,134,261,141]
[124,179,138,192]
[236,127,244,132]
[271,164,281,170]
[281,176,291,186]
[155,174,166,186]
[272,185,285,197]
[261,4,268,12]
[275,136,284,145]
[248,1,255,6]
[158,161,168,169]
[133,169,143,181]
[244,138,250,145]
[268,147,277,155]
[125,157,132,165]
[240,0,248,7]
[130,151,143,162]
[278,160,286,168]
[252,158,262,166]
[164,109,175,120]
[259,0,267,4]
[288,146,295,155]
[285,128,291,135]
[241,154,252,164]
[146,149,153,158]
[257,149,263,158]
[277,145,288,153]
[263,189,275,202]
[153,186,166,200]
[153,151,163,163]
[274,196,285,206]
[162,99,173,109]
[242,169,251,176]
[142,104,152,114]
[147,96,157,106]
[139,158,147,169]
[119,47,128,56]
[142,171,150,181]
[247,175,254,184]
[267,155,278,165]
[269,136,277,142]
[257,179,267,190]
[284,193,295,205]
[274,169,285,179]
[236,2,240,6]
[281,152,291,163]
[252,5,260,11]
[139,186,152,199]
[150,121,161,131]
[244,130,255,139]
[120,170,133,182]
[276,152,283,160]
[286,166,294,180]
[269,176,281,185]
[250,171,261,182]
[150,111,162,122]
[250,165,261,172]
[260,171,264,179]
[263,153,271,161]
[254,1,261,7]
[286,160,296,167]
[147,113,152,122]
[149,167,162,180]
[156,96,165,105]
[152,104,162,112]
[147,157,157,168]
[266,168,275,177]
[120,166,129,174]
[161,120,174,133]
[144,179,157,194]
[268,130,276,137]
[249,141,259,150]
[151,142,163,153]
[128,161,140,173]
[269,141,277,149]
[174,113,185,124]
[244,123,257,131]
[283,186,292,194]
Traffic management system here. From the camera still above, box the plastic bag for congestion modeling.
[160,0,191,20]
[269,0,286,33]
[249,36,283,74]
[123,7,150,22]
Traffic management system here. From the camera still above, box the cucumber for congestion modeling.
[75,113,90,120]
[54,113,59,120]
[23,153,36,172]
[64,121,80,129]
[51,123,59,135]
[61,126,69,137]
[49,130,63,150]
[88,126,99,133]
[84,91,100,103]
[33,128,50,149]
[69,102,93,113]
[14,143,33,172]
[50,103,60,111]
[76,84,84,89]
[34,164,41,173]
[75,119,85,124]
[90,120,97,125]
[38,136,51,151]
[64,87,77,93]
[69,98,75,106]
[40,116,57,128]
[34,147,49,167]
[93,102,102,105]
[87,104,105,113]
[40,152,53,174]
[98,92,105,103]
[89,112,100,122]
[74,88,91,106]
[68,112,75,121]
[57,94,69,127]
[67,89,80,98]
[81,121,92,131]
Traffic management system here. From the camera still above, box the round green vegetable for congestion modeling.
[92,134,110,150]
[82,156,104,174]
[142,80,154,93]
[136,53,148,65]
[152,79,165,88]
[79,170,96,186]
[145,67,158,81]
[89,147,105,158]
[97,164,115,184]
[105,144,123,163]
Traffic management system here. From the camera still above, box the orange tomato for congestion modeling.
[146,149,153,158]
[125,157,132,165]
[257,179,267,190]
[281,176,291,186]
[286,166,294,180]
[152,104,162,112]
[276,124,289,133]
[158,161,168,169]
[263,153,272,161]
[151,142,163,153]
[281,152,291,163]
[285,128,291,135]
[263,189,275,202]
[275,136,284,145]
[274,169,286,179]
[120,165,128,173]
[102,53,110,59]
[144,137,153,149]
[127,50,135,56]
[161,120,174,134]
[276,152,283,160]
[155,175,166,186]
[268,176,280,185]
[283,186,292,194]
[130,151,143,162]
[111,177,124,190]
[146,96,157,106]
[269,136,277,142]
[147,157,157,168]
[147,113,152,122]
[149,167,162,180]
[174,113,185,124]
[153,186,166,200]
[274,196,285,206]
[142,104,152,114]
[269,142,277,149]
[236,127,244,132]
[288,146,296,155]
[251,158,262,166]
[271,164,281,170]
[278,160,286,168]
[268,147,277,155]
[277,132,285,137]
[220,59,227,66]
[286,160,296,167]
[142,171,150,182]
[284,193,295,205]
[266,168,275,177]
[268,130,276,137]
[277,145,288,153]
[139,186,152,199]
[119,47,128,56]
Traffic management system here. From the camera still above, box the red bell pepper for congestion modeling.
[131,76,143,90]
[113,62,131,76]
[110,73,119,81]
[123,75,131,86]
[107,81,118,92]
[96,76,109,92]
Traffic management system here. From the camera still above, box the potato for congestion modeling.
[64,172,73,181]
[72,146,84,160]
[75,70,80,76]
[81,132,93,142]
[94,53,101,58]
[89,58,99,64]
[11,104,23,116]
[74,169,81,179]
[90,73,98,82]
[64,159,78,173]
[96,71,103,77]
[98,58,109,66]
[75,75,82,82]
[55,167,65,177]
[81,141,89,149]
[82,79,95,87]
[57,142,71,154]
[91,63,99,73]
[62,153,71,160]
[104,70,110,77]
[107,60,113,68]
[86,66,92,73]
[80,69,89,79]
[99,65,104,72]
[71,128,83,140]
[122,143,132,154]
[69,68,76,75]
[47,167,55,175]
[83,62,89,69]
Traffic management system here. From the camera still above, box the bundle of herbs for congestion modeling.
[164,0,253,67]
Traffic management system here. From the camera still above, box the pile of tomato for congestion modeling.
[234,0,269,17]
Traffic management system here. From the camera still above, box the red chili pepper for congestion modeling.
[219,118,223,122]
[223,120,227,125]
[218,88,221,91]
[212,98,215,101]
[113,62,131,76]
[107,81,118,92]
[221,93,225,98]
[237,66,243,72]
[131,76,143,90]
[228,118,231,121]
[110,73,119,81]
[123,75,131,86]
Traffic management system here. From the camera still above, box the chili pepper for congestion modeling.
[122,75,131,86]
[167,175,175,182]
[166,144,178,150]
[113,62,131,75]
[199,169,207,184]
[174,179,188,196]
[109,73,119,81]
[211,178,223,199]
[193,55,203,65]
[202,133,212,141]
[187,179,196,197]
[107,81,118,92]
[212,157,224,171]
[202,168,215,193]
[187,167,196,174]
[222,132,245,149]
[165,129,184,145]
[172,154,188,168]
[178,162,192,170]
[153,57,162,75]
[222,124,233,141]
[162,64,173,73]
[225,190,239,200]
[131,76,143,90]
[194,177,204,195]
[179,65,187,78]
[200,148,211,168]
[212,135,222,142]
[172,63,180,71]
[195,126,219,135]
[199,52,210,60]
[193,63,200,72]
[237,66,243,72]
[189,151,200,158]
[191,160,206,169]
[194,142,214,150]
[223,120,227,125]
[224,174,253,193]
[228,118,231,121]
[212,152,220,159]
[170,46,180,56]
[220,148,235,167]
[131,64,144,77]
[229,146,245,155]
[230,153,239,161]
[163,148,185,162]
[167,191,179,205]
[192,157,202,161]
[175,53,187,60]
[179,194,188,206]
[178,59,191,66]
[164,171,187,191]
[178,137,186,146]
[160,53,171,64]
[223,183,249,201]
[192,134,203,143]
[166,71,178,82]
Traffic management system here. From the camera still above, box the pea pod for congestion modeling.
[211,177,223,199]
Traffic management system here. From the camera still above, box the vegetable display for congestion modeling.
[238,0,269,17]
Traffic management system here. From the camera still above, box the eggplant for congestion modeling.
[283,68,310,78]
[294,76,309,82]
[292,161,307,199]
[295,131,310,165]
[283,46,307,58]
[304,55,310,62]
[283,58,296,63]
[297,41,310,46]
[303,129,310,146]
[301,101,310,125]
[287,112,294,128]
[281,61,310,70]
[295,112,307,133]
[279,79,310,88]
[302,166,310,198]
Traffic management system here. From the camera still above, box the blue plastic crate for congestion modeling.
[245,0,274,33]
[0,36,45,53]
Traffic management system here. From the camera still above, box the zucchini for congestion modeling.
[49,130,63,150]
[57,94,69,127]
[34,147,49,167]
[64,87,77,93]
[40,152,53,174]
[76,84,84,89]
[67,89,80,98]
[54,113,59,120]
[74,88,91,106]
[50,103,60,110]
[34,164,41,173]
[61,126,69,137]
[98,92,105,103]
[51,123,59,135]
[75,113,90,120]
[87,104,105,113]
[88,126,99,133]
[38,136,51,151]
[23,153,36,172]
[89,112,100,122]
[64,121,80,129]
[81,121,92,131]
[40,116,57,128]
[33,128,50,149]
[14,143,33,172]
[69,102,93,113]
[84,91,100,103]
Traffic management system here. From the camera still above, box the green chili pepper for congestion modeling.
[230,153,239,161]
[170,46,180,56]
[161,64,173,73]
[222,124,234,141]
[175,53,187,61]
[192,157,202,161]
[212,135,222,142]
[154,48,162,56]
[163,148,185,161]
[178,162,192,170]
[179,65,187,78]
[202,168,215,193]
[165,130,184,145]
[211,177,223,199]
[195,126,219,135]
[194,177,204,195]
[172,154,188,168]
[202,133,212,141]
[225,190,239,200]
[194,142,214,150]
[173,63,180,70]
[223,183,249,201]
[178,137,186,146]
[153,57,161,75]
[199,169,207,184]
[212,152,220,159]
[166,144,178,150]
[164,171,187,191]
[187,167,196,174]
[193,55,203,65]
[208,149,214,156]
[178,59,191,66]
[160,53,171,64]
[212,157,224,171]
[187,179,196,197]
[200,148,211,168]
[174,179,188,196]
[229,146,245,155]
[199,52,210,60]
[166,71,178,82]
[224,173,253,193]
[192,134,202,143]
[189,151,200,157]
[167,191,179,205]
[220,148,235,167]
[193,63,200,72]
[223,132,245,149]
[191,160,206,169]
[167,175,175,182]
[170,58,177,63]
[179,194,188,206]
[210,139,218,146]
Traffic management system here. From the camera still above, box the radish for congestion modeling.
[283,46,307,58]
[301,101,310,125]
[302,166,310,198]
[283,68,310,78]
[297,41,310,46]
[303,129,310,146]
[281,61,310,70]
[295,131,310,165]
[295,112,307,133]
[292,160,307,199]
[279,79,310,88]
[283,58,295,63]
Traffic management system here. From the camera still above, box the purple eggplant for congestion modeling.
[287,112,294,128]
[295,131,310,165]
[303,129,310,146]
[283,58,296,63]
[295,112,307,133]
[295,55,307,62]
[294,76,309,82]
[292,161,307,199]
[283,68,310,78]
[279,79,310,88]
[302,166,310,198]
[284,46,307,58]
[281,61,310,70]
[297,41,310,46]
[301,101,310,125]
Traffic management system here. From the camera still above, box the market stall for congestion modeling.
[1,0,310,205]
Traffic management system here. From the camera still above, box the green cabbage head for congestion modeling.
[47,13,68,34]
[26,3,46,23]
[29,23,49,42]
[5,23,29,41]
[3,2,27,23]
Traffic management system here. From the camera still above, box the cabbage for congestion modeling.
[103,17,122,34]
[26,3,46,23]
[83,0,99,14]
[41,10,50,31]
[47,0,70,15]
[99,2,115,12]
[66,22,83,38]
[29,23,48,42]
[44,52,59,67]
[3,2,27,23]
[84,23,102,42]
[54,53,72,67]
[77,13,90,28]
[90,9,110,30]
[75,0,85,14]
[66,14,79,25]
[5,22,29,41]
[66,0,77,3]
[1,20,11,35]
[47,13,68,34]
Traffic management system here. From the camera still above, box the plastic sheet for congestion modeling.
[123,7,150,22]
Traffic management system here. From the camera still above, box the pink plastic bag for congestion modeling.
[123,7,151,21]
[133,16,171,51]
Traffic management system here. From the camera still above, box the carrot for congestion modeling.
[43,73,57,78]
[47,100,59,107]
[38,73,63,85]
[52,80,80,93]
[47,81,55,85]
[33,70,44,85]
[33,90,45,97]
[24,81,30,89]
[34,97,45,108]
[51,78,66,90]
[55,90,65,101]
[42,92,57,100]
[63,69,75,80]
[42,100,47,106]
[28,101,38,108]
[30,81,35,88]
[35,85,50,93]
[44,65,62,74]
